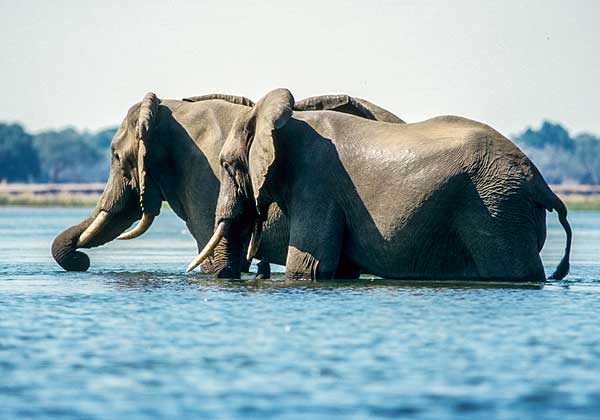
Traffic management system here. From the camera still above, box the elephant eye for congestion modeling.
[222,162,234,176]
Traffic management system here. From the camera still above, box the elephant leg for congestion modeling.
[457,217,546,282]
[285,204,344,280]
[334,253,361,279]
[286,245,341,280]
[473,238,544,281]
[240,258,251,273]
[255,259,271,280]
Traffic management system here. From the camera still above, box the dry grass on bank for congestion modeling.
[558,194,600,211]
[0,193,99,207]
[0,183,102,207]
[1,183,599,210]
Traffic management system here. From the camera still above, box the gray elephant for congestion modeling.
[188,88,572,282]
[51,92,404,277]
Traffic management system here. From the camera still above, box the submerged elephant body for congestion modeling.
[192,89,571,282]
[52,92,404,275]
[274,113,565,281]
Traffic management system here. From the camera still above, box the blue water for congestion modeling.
[0,208,599,419]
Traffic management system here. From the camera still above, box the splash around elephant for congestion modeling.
[51,91,404,275]
[188,88,572,282]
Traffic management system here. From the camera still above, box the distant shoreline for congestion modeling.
[1,183,600,210]
[541,184,600,211]
[0,183,103,208]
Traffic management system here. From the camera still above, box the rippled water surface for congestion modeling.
[1,208,599,419]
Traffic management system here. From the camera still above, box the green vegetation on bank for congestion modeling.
[558,195,600,211]
[0,123,116,183]
[1,120,599,186]
[512,121,600,185]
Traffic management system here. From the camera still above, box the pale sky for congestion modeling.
[1,0,598,136]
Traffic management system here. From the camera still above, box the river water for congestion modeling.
[0,208,599,419]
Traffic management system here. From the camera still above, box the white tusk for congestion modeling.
[77,210,111,248]
[186,221,228,272]
[246,222,263,261]
[117,213,155,240]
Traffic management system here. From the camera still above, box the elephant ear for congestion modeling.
[349,97,405,124]
[247,88,294,209]
[294,94,405,124]
[136,92,163,216]
[182,94,255,107]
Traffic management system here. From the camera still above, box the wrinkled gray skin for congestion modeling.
[208,88,572,282]
[52,92,404,277]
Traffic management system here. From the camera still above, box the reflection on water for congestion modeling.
[0,208,599,419]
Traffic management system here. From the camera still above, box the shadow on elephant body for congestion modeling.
[153,108,256,274]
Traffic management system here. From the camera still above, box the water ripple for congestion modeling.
[0,209,599,419]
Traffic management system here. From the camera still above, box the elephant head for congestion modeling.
[52,92,164,271]
[187,89,295,274]
[53,89,403,274]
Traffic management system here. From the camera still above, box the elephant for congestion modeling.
[188,88,572,282]
[51,91,404,277]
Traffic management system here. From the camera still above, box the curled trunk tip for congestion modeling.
[52,224,91,272]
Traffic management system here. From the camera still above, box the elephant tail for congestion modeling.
[548,196,572,280]
[530,171,572,280]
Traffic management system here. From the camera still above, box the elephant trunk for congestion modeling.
[52,214,96,272]
[207,234,243,279]
[52,201,142,272]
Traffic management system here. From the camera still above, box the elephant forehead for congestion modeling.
[221,130,247,160]
[112,127,132,149]
[220,140,240,161]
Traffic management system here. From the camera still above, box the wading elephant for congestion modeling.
[188,88,572,282]
[51,92,404,276]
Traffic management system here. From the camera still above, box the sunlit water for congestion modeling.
[0,208,599,419]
